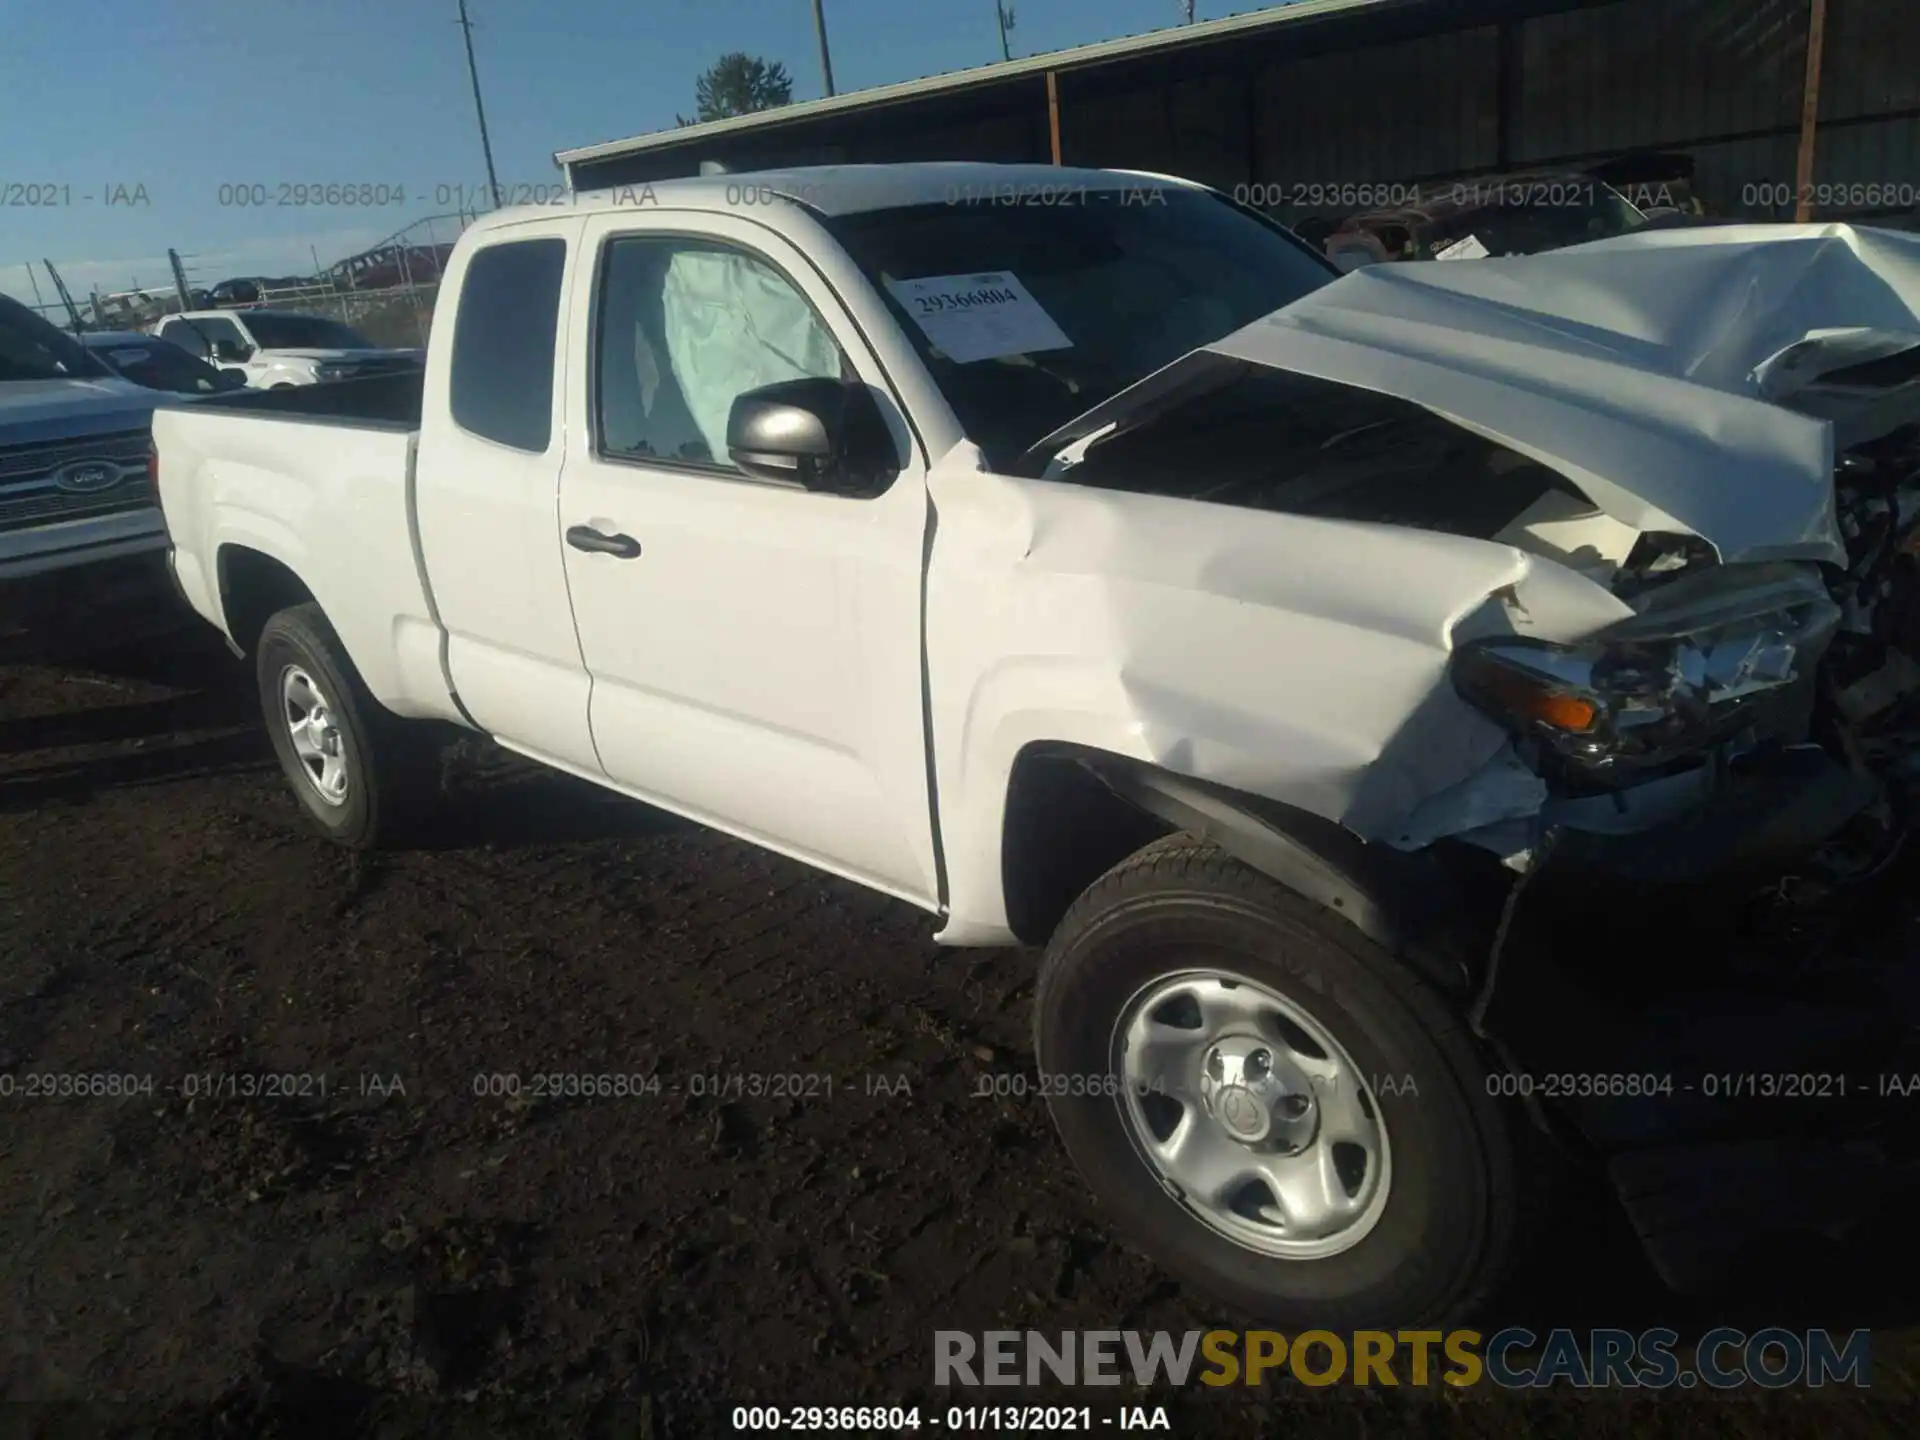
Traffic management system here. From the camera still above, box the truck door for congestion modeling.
[174,314,257,380]
[413,217,603,773]
[556,209,940,909]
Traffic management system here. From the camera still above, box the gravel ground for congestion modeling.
[3,568,1920,1437]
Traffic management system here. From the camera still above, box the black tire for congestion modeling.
[1034,833,1524,1330]
[256,602,438,849]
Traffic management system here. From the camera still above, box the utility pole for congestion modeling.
[456,0,503,211]
[996,3,1016,61]
[812,0,836,97]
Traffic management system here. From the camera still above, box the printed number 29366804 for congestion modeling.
[885,271,1073,364]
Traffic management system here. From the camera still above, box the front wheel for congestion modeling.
[1034,835,1525,1330]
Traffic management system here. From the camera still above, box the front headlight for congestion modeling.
[1451,563,1840,781]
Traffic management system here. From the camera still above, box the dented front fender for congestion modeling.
[925,443,1636,941]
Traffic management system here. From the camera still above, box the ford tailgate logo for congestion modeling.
[51,459,123,494]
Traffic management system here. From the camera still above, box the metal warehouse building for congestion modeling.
[556,0,1918,229]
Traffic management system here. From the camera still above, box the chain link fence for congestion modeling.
[260,211,477,347]
[16,211,479,348]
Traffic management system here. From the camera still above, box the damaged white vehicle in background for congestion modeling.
[152,166,1920,1329]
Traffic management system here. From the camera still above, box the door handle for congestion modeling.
[566,524,642,559]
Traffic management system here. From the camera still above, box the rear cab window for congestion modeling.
[449,237,568,452]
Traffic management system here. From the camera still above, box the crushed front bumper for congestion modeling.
[1544,746,1883,889]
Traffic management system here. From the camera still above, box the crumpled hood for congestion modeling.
[1204,223,1920,567]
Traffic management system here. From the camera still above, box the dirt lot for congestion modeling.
[4,569,1920,1436]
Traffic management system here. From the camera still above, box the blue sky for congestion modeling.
[1,0,1262,304]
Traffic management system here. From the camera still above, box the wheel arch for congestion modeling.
[999,744,1174,948]
[217,543,317,656]
[1003,745,1486,996]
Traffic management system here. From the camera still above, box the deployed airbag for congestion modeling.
[661,249,844,461]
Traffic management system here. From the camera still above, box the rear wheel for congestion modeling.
[1034,834,1525,1329]
[256,603,438,848]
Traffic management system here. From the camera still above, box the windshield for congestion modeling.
[822,190,1335,469]
[0,294,112,382]
[93,337,230,394]
[240,313,375,349]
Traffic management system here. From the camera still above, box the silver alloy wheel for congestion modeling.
[1112,969,1391,1259]
[280,665,350,807]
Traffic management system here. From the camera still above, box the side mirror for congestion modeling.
[726,377,898,495]
[211,339,252,363]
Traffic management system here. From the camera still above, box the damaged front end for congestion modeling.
[965,224,1920,1291]
[1456,564,1838,785]
[1454,426,1920,1294]
[1026,343,1920,892]
[1428,422,1920,900]
[1435,562,1862,877]
[1180,221,1920,896]
[1395,430,1920,1298]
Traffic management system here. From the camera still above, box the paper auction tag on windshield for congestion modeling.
[1434,233,1491,261]
[886,271,1072,364]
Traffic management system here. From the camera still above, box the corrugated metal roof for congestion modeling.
[554,0,1398,170]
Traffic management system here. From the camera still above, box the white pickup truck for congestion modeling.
[153,309,423,390]
[154,163,1920,1327]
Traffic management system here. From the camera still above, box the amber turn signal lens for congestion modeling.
[1462,651,1600,734]
[1526,691,1599,732]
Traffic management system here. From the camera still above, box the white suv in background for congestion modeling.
[154,309,423,390]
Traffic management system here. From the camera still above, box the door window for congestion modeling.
[449,237,567,453]
[594,236,847,471]
[181,315,249,355]
[162,319,210,358]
